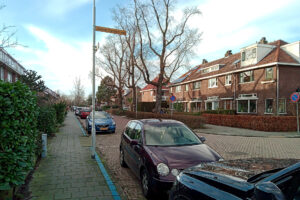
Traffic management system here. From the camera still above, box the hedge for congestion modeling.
[53,102,67,125]
[37,106,57,135]
[202,114,298,132]
[0,81,38,190]
[110,110,205,129]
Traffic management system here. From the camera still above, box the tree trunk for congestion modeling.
[118,88,123,109]
[155,83,163,113]
[132,87,137,112]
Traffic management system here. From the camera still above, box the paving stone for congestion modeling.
[29,112,115,200]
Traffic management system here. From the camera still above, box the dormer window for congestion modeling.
[244,48,257,61]
[200,64,223,74]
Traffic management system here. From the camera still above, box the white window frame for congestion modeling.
[193,81,201,90]
[150,91,153,96]
[205,101,219,111]
[225,75,232,86]
[185,84,189,91]
[223,100,233,110]
[237,99,257,114]
[278,98,286,114]
[208,78,218,88]
[175,85,181,93]
[0,66,4,81]
[7,72,12,83]
[265,67,273,80]
[265,99,273,114]
[239,70,254,84]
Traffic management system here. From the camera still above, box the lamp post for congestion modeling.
[91,0,126,158]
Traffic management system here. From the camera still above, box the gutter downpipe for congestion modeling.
[276,64,279,116]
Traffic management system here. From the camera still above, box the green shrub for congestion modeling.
[0,81,38,190]
[37,106,57,135]
[53,102,67,124]
[173,102,184,112]
[102,105,111,111]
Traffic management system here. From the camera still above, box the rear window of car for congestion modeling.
[144,123,201,146]
[83,109,91,112]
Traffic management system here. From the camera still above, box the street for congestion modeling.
[78,114,300,200]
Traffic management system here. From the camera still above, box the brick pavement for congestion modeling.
[29,112,115,200]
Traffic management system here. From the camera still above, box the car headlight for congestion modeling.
[157,163,169,176]
[171,169,179,177]
[112,121,116,126]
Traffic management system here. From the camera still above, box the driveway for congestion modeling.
[79,115,300,200]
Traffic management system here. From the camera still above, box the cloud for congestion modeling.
[43,0,91,16]
[179,0,298,62]
[17,25,106,96]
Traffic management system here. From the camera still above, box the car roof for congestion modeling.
[136,119,183,125]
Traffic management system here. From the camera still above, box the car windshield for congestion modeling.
[93,112,110,119]
[144,123,201,146]
[83,109,91,112]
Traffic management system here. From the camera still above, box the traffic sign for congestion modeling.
[95,26,126,35]
[290,92,300,103]
[170,95,176,102]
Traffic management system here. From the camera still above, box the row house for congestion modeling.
[123,87,142,110]
[0,48,25,82]
[140,76,169,102]
[170,38,300,115]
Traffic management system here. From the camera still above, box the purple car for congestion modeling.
[119,119,222,198]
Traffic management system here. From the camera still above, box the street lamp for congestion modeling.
[91,0,126,158]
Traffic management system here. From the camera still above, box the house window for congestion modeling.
[175,85,181,92]
[0,66,4,81]
[225,75,232,85]
[208,78,218,88]
[252,48,256,58]
[237,100,257,113]
[278,99,286,114]
[241,52,245,61]
[265,67,273,80]
[193,81,201,90]
[223,100,233,110]
[206,101,219,111]
[185,84,189,91]
[265,99,273,114]
[7,72,12,83]
[239,71,254,83]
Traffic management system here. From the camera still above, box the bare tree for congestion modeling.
[133,0,202,112]
[72,77,85,106]
[0,5,18,49]
[113,6,142,111]
[96,35,128,108]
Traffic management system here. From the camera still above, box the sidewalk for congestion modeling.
[29,112,117,200]
[195,124,300,138]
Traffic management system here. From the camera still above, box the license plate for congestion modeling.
[100,127,108,130]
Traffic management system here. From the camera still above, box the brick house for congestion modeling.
[140,76,169,102]
[0,48,26,82]
[123,87,141,110]
[169,38,300,115]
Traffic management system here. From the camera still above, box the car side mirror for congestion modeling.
[254,182,286,200]
[199,136,206,143]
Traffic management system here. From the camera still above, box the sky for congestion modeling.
[1,0,300,97]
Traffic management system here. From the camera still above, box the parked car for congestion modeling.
[80,108,91,119]
[85,111,116,134]
[75,107,82,116]
[119,119,222,198]
[169,161,300,200]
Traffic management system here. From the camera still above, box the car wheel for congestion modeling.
[120,148,127,167]
[169,187,193,200]
[141,168,154,198]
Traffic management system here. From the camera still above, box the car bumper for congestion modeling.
[152,177,174,193]
[87,125,116,133]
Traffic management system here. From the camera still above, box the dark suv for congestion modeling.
[119,119,221,198]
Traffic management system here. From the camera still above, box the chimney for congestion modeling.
[225,50,232,57]
[202,59,208,64]
[259,37,268,44]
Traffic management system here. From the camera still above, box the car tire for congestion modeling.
[120,148,127,168]
[169,187,193,200]
[141,168,154,198]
